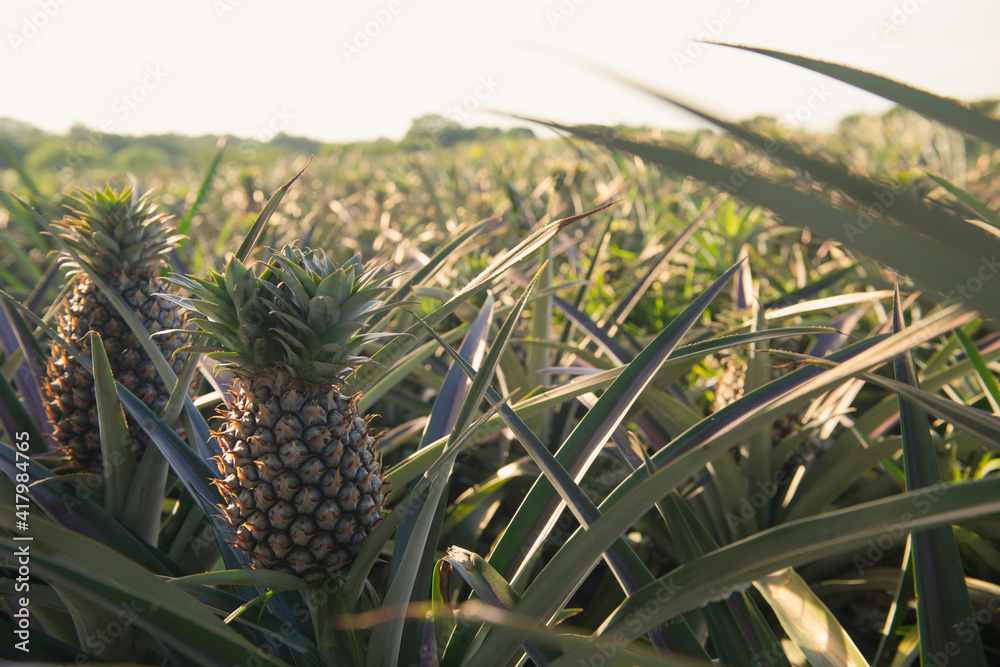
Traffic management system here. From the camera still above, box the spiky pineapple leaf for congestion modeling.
[488,260,744,584]
[373,267,548,664]
[120,445,170,546]
[89,331,135,521]
[871,539,916,667]
[0,301,51,452]
[234,162,308,263]
[422,328,704,658]
[384,291,496,660]
[177,135,227,246]
[954,327,1000,411]
[660,492,790,667]
[384,326,836,494]
[415,295,695,658]
[892,289,986,665]
[365,398,511,667]
[476,309,974,662]
[351,201,616,396]
[170,569,306,591]
[519,123,1000,322]
[442,547,560,665]
[0,513,288,667]
[712,43,1000,146]
[512,479,1000,666]
[927,173,1000,230]
[753,568,869,667]
[0,447,181,575]
[422,266,742,658]
[592,72,992,270]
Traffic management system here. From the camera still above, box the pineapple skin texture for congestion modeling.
[44,273,191,471]
[214,368,385,584]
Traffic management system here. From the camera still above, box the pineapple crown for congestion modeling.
[53,185,182,278]
[172,245,398,384]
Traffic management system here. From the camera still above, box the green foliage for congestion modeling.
[1,46,1000,666]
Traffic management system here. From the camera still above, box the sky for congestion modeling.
[3,0,1000,144]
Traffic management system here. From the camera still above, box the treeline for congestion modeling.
[0,115,536,178]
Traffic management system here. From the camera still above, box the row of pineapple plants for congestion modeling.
[1,45,999,665]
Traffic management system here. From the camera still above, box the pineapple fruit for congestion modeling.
[175,246,395,583]
[44,185,191,471]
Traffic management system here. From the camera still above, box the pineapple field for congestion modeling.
[2,49,1000,666]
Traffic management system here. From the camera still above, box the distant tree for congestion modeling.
[25,137,107,174]
[270,132,322,155]
[114,144,172,173]
[507,127,535,139]
[402,114,466,148]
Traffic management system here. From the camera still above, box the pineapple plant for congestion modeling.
[174,245,395,583]
[44,185,191,471]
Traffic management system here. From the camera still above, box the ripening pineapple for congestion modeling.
[174,246,395,583]
[44,186,191,471]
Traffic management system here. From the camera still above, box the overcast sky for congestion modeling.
[4,0,999,143]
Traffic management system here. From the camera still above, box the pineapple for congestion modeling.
[44,185,191,471]
[175,246,395,583]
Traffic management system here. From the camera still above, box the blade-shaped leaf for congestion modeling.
[713,43,1000,146]
[539,477,1000,666]
[489,261,744,584]
[385,292,495,658]
[0,512,287,667]
[352,202,615,395]
[443,547,559,665]
[89,331,135,521]
[753,568,869,667]
[892,289,985,665]
[234,162,308,262]
[523,122,1000,322]
[415,306,710,658]
[478,308,977,661]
